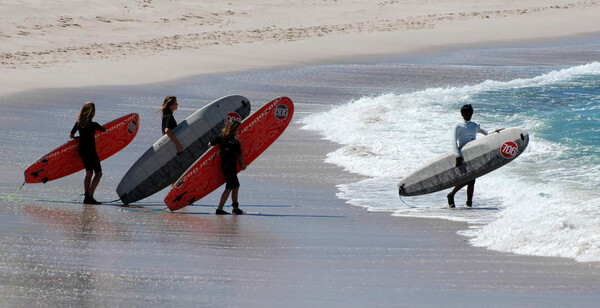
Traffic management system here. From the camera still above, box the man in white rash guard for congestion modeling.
[447,104,503,208]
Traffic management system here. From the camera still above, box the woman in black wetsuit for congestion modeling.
[70,102,106,205]
[209,121,246,215]
[157,95,184,154]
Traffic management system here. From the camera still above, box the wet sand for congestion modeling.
[2,126,600,307]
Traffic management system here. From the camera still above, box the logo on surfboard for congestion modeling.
[500,141,518,159]
[275,104,289,121]
[128,120,138,135]
[225,112,242,123]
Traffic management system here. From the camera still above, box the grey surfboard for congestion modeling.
[117,95,251,204]
[398,127,529,197]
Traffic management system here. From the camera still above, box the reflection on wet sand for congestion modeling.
[0,199,279,306]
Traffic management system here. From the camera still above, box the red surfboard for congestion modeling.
[24,113,140,183]
[165,97,294,211]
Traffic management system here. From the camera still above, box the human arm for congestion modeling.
[237,152,246,170]
[70,123,78,139]
[477,124,489,136]
[94,122,106,133]
[208,136,220,147]
[165,127,184,153]
[236,141,246,170]
[477,125,504,135]
[453,124,462,159]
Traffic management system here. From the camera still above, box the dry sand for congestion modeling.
[2,0,600,97]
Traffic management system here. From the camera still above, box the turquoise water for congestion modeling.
[467,64,600,189]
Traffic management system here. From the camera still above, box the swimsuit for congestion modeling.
[211,136,242,189]
[71,122,106,172]
[161,112,177,135]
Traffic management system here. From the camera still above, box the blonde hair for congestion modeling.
[157,95,177,115]
[222,121,240,139]
[78,102,96,128]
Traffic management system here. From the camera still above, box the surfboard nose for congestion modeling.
[398,183,406,196]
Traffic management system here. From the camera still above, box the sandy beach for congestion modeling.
[2,0,600,97]
[2,1,600,307]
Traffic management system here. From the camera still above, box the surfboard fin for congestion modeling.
[173,191,187,203]
[30,169,44,179]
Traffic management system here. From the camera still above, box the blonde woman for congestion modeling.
[158,95,184,154]
[70,102,106,204]
[209,121,246,214]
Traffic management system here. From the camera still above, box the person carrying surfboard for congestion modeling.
[209,120,246,215]
[158,95,184,154]
[70,102,106,205]
[447,104,503,208]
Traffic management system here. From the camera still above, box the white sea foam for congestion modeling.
[301,62,600,262]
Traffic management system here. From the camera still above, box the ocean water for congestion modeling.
[302,51,600,261]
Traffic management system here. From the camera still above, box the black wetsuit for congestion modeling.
[211,136,242,189]
[71,122,106,172]
[162,112,177,135]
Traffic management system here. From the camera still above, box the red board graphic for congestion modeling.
[165,97,294,211]
[500,141,518,159]
[24,113,140,183]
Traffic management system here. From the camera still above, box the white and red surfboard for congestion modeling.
[165,97,294,211]
[24,113,140,183]
[398,127,529,196]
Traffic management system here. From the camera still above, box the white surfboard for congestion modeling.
[117,95,251,204]
[398,127,529,196]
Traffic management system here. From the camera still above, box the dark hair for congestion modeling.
[222,121,241,139]
[78,102,96,128]
[157,95,177,115]
[460,104,473,115]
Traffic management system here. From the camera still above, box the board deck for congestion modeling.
[116,95,251,205]
[24,113,140,183]
[165,97,294,211]
[398,127,529,196]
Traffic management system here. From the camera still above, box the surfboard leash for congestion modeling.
[398,194,416,208]
[0,182,26,199]
[118,206,168,213]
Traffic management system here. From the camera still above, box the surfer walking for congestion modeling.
[70,102,106,205]
[158,95,184,154]
[209,121,246,215]
[447,104,503,208]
